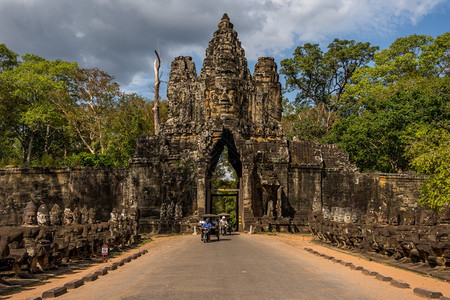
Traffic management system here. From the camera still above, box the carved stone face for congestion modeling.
[351,213,359,223]
[63,208,74,225]
[23,211,37,226]
[37,204,50,226]
[37,211,50,226]
[110,210,118,222]
[322,207,331,220]
[50,212,61,225]
[344,212,352,223]
[88,208,96,224]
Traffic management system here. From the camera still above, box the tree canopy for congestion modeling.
[281,32,449,209]
[0,44,166,167]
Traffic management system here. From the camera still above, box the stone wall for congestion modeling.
[307,173,450,267]
[0,167,128,226]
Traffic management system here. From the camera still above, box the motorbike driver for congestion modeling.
[219,216,228,234]
[202,218,212,229]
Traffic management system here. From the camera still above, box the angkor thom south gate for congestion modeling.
[0,15,424,233]
[127,14,423,233]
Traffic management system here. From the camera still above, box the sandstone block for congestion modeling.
[375,274,392,282]
[42,286,67,298]
[82,273,98,282]
[64,279,84,289]
[390,279,410,289]
[413,288,443,298]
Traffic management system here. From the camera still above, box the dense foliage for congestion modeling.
[281,33,450,209]
[0,44,166,167]
[211,147,239,228]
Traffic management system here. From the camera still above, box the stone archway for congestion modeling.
[204,129,243,229]
[128,14,359,234]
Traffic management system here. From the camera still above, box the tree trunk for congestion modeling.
[153,50,161,135]
[26,132,35,165]
[44,124,50,153]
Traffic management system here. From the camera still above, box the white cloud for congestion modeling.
[0,0,446,91]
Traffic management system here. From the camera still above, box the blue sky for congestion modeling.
[0,0,448,101]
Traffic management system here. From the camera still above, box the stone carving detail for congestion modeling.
[22,201,38,226]
[309,206,449,268]
[37,204,50,226]
[50,204,62,226]
[0,205,140,279]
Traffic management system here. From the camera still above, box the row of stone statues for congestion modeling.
[0,201,140,280]
[309,207,450,268]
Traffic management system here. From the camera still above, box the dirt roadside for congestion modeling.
[2,233,449,299]
[251,233,450,297]
[1,235,177,300]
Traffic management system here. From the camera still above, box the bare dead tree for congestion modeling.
[153,50,161,135]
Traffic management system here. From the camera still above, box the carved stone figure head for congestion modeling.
[63,208,74,225]
[50,204,62,225]
[37,204,50,226]
[22,201,38,226]
[322,206,331,220]
[73,207,81,224]
[344,211,352,223]
[351,212,359,223]
[81,206,89,224]
[110,208,118,222]
[88,208,96,224]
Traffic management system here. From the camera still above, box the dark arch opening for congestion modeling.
[206,129,242,230]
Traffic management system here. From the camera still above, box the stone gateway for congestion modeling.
[127,14,426,234]
[0,14,448,275]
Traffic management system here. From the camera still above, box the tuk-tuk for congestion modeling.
[200,214,220,242]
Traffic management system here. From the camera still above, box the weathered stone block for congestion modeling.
[64,279,84,289]
[413,288,443,298]
[42,286,67,298]
[82,273,98,282]
[361,269,378,276]
[390,279,410,289]
[375,274,392,282]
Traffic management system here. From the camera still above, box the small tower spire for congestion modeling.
[218,13,233,29]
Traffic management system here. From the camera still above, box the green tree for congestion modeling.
[53,68,121,155]
[0,54,77,165]
[280,39,378,140]
[0,43,18,73]
[105,94,165,166]
[405,125,450,210]
[328,33,449,173]
[211,147,239,227]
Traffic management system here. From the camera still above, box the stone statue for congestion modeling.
[167,201,175,219]
[267,199,274,218]
[337,207,345,222]
[73,207,81,224]
[160,202,168,219]
[322,206,331,220]
[22,201,38,226]
[37,204,50,226]
[343,208,352,223]
[63,208,74,225]
[50,204,62,226]
[88,207,96,224]
[110,208,119,222]
[351,212,359,223]
[175,201,183,219]
[81,206,89,224]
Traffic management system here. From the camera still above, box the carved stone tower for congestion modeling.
[129,14,355,233]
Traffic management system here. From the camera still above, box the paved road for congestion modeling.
[59,234,422,300]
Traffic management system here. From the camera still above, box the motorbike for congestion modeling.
[201,228,211,243]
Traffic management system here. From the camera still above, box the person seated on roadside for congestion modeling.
[202,218,212,230]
